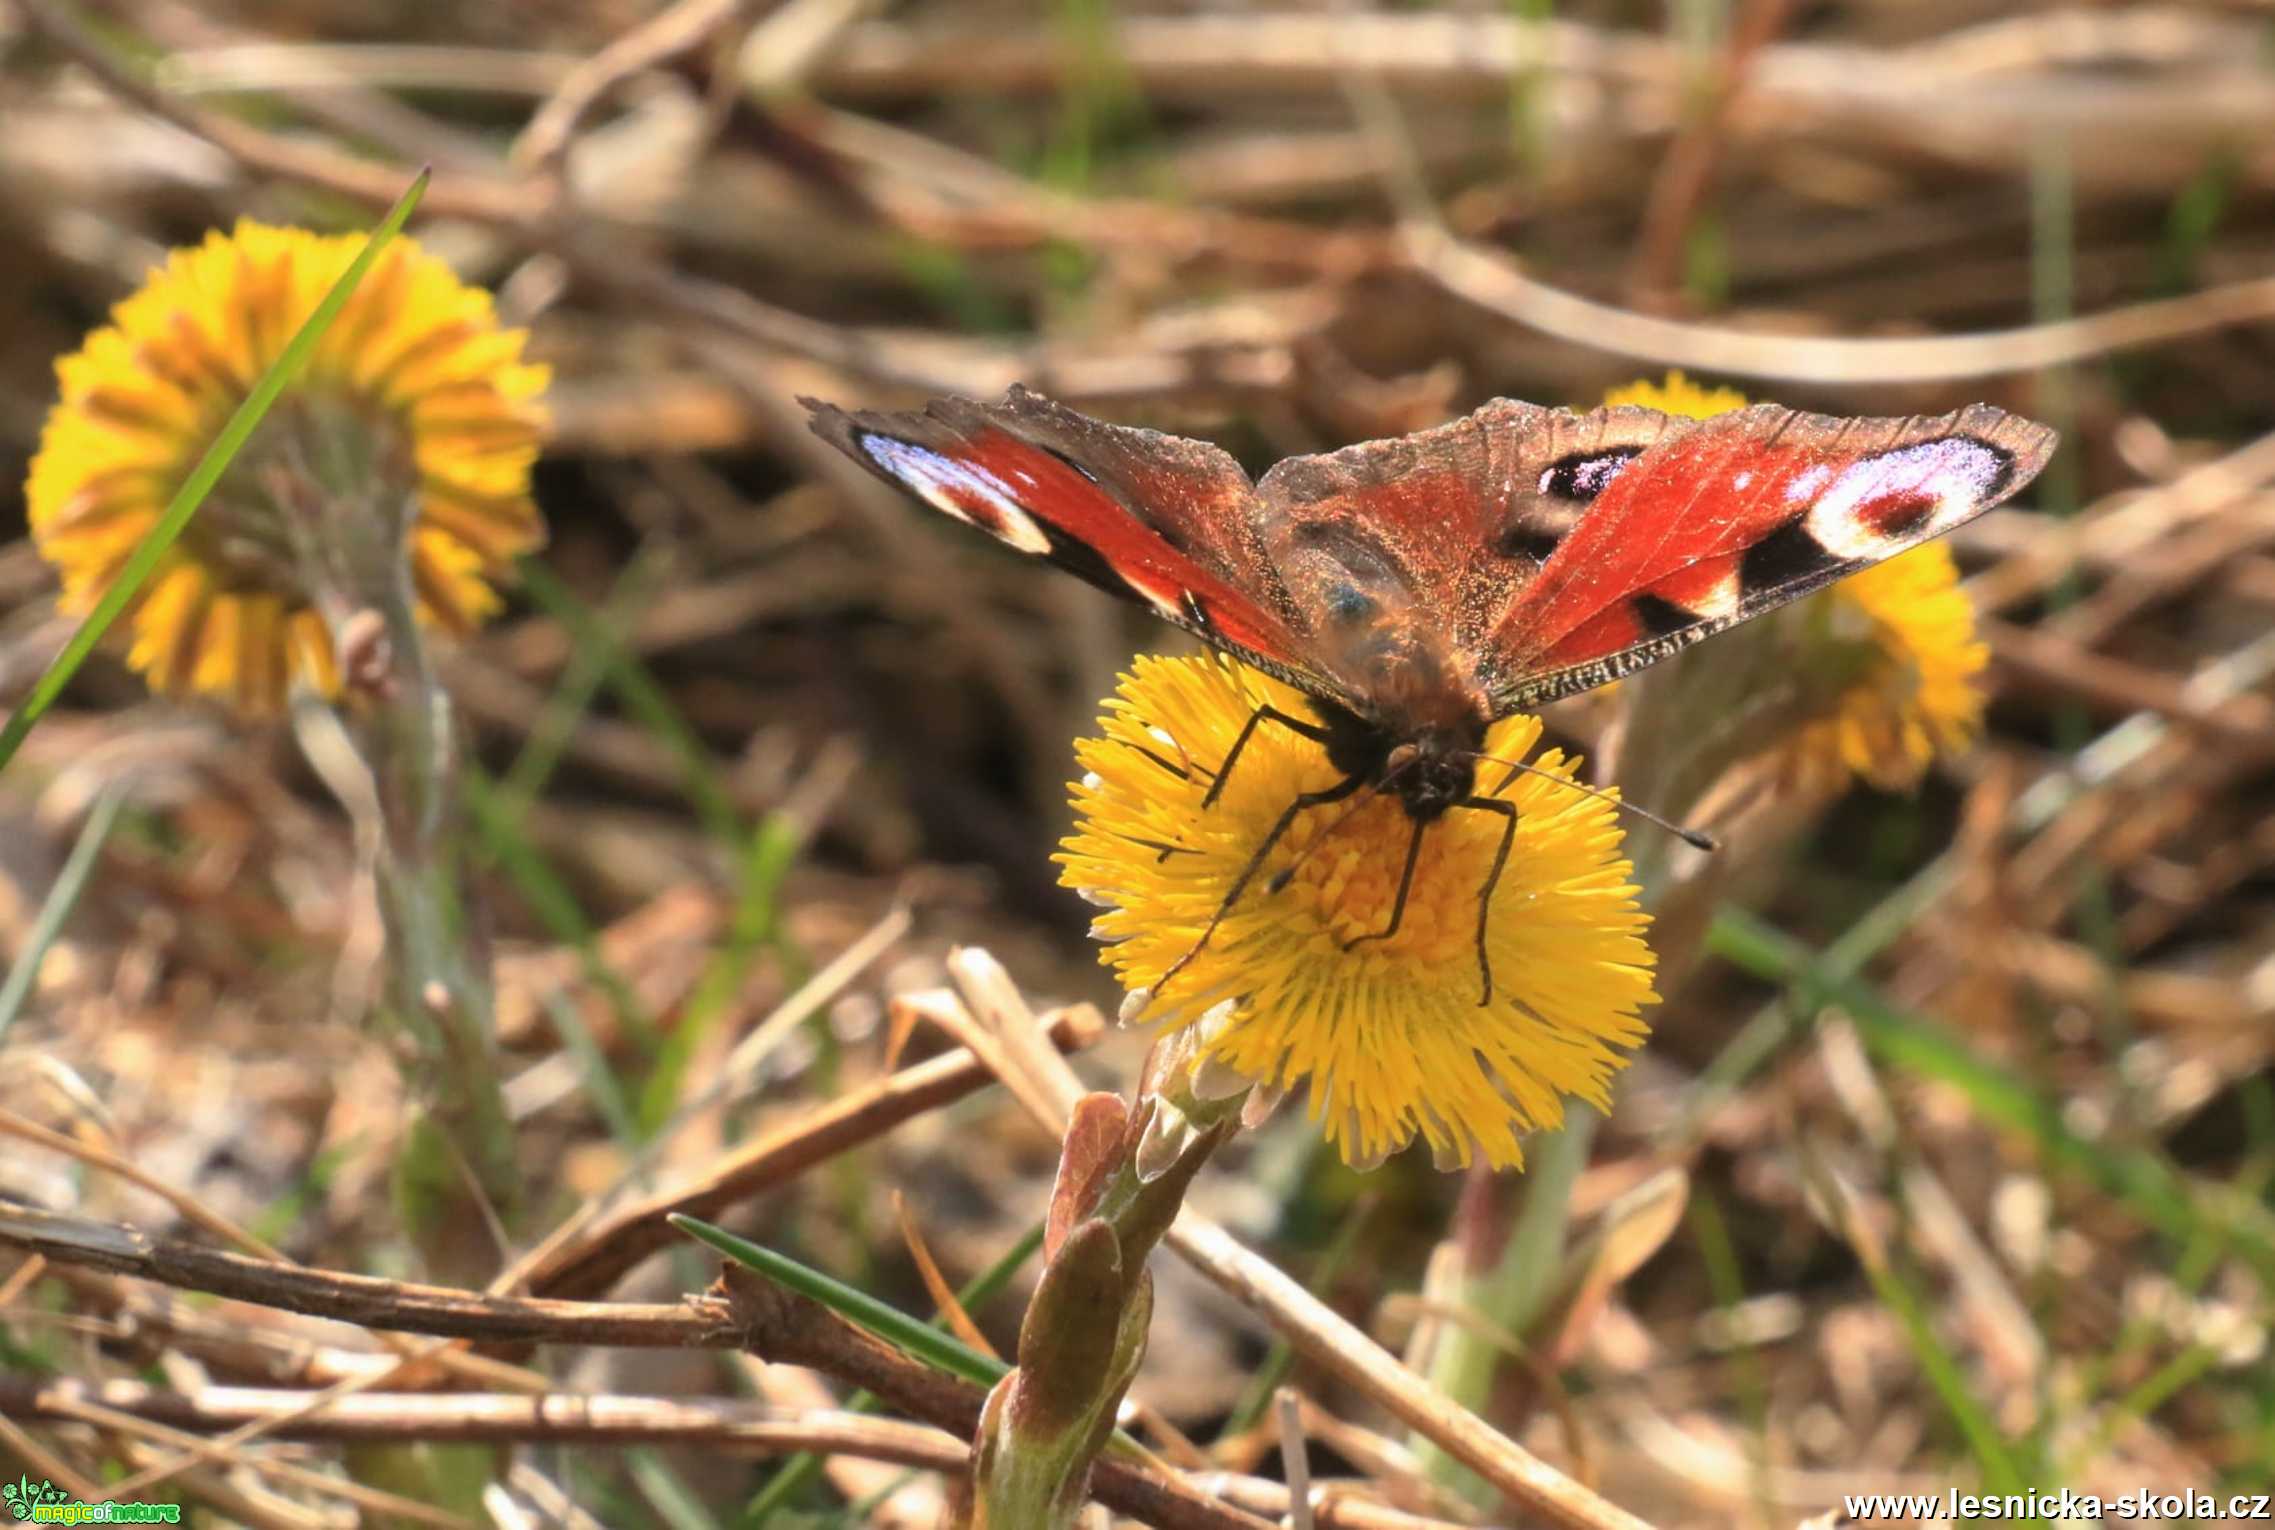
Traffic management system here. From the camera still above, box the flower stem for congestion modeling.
[266,400,520,1278]
[961,1088,1228,1529]
[1416,1104,1596,1499]
[361,601,520,1275]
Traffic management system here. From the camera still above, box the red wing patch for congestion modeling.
[806,388,1352,705]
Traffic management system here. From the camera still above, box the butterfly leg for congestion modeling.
[1100,829,1198,864]
[1154,771,1366,1000]
[1453,797,1520,1006]
[1343,818,1425,952]
[1202,705,1333,811]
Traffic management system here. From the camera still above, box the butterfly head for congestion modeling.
[1382,733,1480,822]
[1311,699,1485,823]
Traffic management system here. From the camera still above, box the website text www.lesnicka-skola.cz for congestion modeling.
[1841,1490,2274,1522]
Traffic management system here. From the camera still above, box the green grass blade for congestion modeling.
[1852,1228,2030,1495]
[1671,857,1958,1148]
[514,559,743,844]
[1707,907,2275,1282]
[0,785,127,1042]
[638,811,801,1132]
[463,763,656,1058]
[1224,1189,1368,1435]
[1688,1191,1776,1510]
[670,1214,1008,1388]
[2071,1342,2219,1476]
[742,1222,1043,1523]
[0,171,430,775]
[497,550,668,815]
[538,987,644,1149]
[630,1449,724,1530]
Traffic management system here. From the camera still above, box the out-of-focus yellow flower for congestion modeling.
[1058,655,1658,1172]
[1601,370,1749,419]
[1603,373,1988,789]
[1782,546,1988,788]
[27,220,548,714]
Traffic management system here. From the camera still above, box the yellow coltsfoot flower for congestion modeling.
[1059,654,1658,1172]
[28,220,548,714]
[1784,541,1988,789]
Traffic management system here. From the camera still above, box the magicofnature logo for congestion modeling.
[4,1478,180,1523]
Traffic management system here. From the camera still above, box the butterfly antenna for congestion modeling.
[1462,752,1719,852]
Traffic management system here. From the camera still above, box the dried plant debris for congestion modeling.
[0,0,2270,1526]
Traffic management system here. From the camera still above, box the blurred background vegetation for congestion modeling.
[1,1,2271,1526]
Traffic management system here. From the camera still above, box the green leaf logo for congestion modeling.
[3,1478,67,1520]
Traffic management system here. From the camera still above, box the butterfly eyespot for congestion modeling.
[1539,448,1642,503]
[1803,435,2014,557]
[1863,492,1937,537]
[809,387,2054,728]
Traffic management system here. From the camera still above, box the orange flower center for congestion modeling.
[1271,792,1497,969]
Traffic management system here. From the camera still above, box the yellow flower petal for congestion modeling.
[26,220,549,716]
[1058,655,1658,1171]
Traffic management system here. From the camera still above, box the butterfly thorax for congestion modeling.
[1309,697,1485,823]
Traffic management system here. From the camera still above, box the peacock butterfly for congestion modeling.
[807,386,2056,998]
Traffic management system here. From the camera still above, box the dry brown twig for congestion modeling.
[0,1408,104,1504]
[812,10,2275,192]
[0,1107,538,1388]
[0,1374,1470,1529]
[9,0,541,222]
[514,1004,1100,1300]
[22,0,2275,408]
[920,949,1654,1530]
[510,0,747,177]
[0,1207,1282,1530]
[1405,223,2275,386]
[0,1204,740,1348]
[11,1,2272,1522]
[1965,429,2275,617]
[1624,0,1799,302]
[34,1386,473,1530]
[0,1373,969,1473]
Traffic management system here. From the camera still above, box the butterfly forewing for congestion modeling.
[804,384,1358,706]
[1478,403,2058,715]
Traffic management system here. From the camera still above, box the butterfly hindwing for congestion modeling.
[1481,403,2058,714]
[804,385,1353,705]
